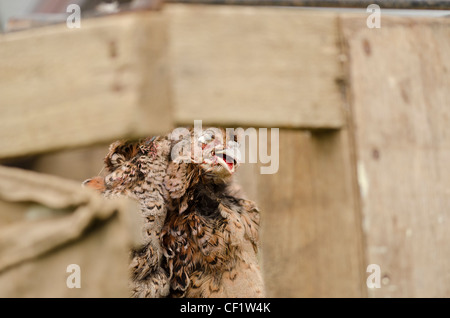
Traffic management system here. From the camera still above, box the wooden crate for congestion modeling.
[0,4,449,297]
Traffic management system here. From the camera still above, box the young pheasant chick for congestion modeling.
[162,127,265,297]
[83,136,171,298]
[84,127,265,298]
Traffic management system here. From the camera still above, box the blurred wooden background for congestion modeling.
[0,3,449,297]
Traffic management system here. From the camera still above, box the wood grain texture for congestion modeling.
[0,11,172,159]
[342,15,450,297]
[165,4,345,129]
[236,129,366,297]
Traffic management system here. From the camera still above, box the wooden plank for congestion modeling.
[236,129,366,297]
[165,4,345,129]
[0,11,173,159]
[28,144,110,183]
[342,15,450,297]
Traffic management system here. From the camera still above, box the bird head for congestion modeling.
[83,137,160,193]
[104,139,141,173]
[193,127,241,180]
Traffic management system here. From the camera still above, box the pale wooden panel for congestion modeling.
[30,144,110,183]
[165,4,345,129]
[342,16,450,297]
[236,129,366,297]
[0,11,173,159]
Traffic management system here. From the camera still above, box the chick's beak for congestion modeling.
[214,147,241,174]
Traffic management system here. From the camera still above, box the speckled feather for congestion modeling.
[83,136,171,298]
[84,128,265,297]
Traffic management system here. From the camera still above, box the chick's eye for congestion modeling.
[111,153,125,165]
